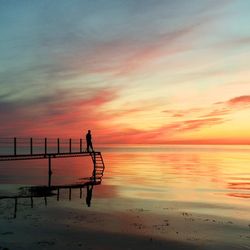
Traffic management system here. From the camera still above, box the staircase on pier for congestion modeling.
[91,152,105,182]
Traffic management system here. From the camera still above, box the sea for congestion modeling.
[0,144,249,221]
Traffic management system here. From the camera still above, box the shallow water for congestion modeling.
[0,145,249,220]
[104,146,250,221]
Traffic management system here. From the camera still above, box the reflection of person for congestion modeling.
[86,185,93,207]
[86,130,94,152]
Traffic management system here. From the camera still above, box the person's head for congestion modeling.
[88,130,91,134]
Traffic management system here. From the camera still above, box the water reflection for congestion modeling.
[0,180,99,218]
[104,150,250,200]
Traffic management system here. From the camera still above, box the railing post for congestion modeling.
[14,137,17,155]
[80,138,82,152]
[45,138,47,155]
[30,138,33,155]
[69,138,72,153]
[57,138,60,154]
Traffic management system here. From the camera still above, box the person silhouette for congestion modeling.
[86,130,94,152]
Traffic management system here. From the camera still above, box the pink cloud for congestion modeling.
[202,95,250,118]
[227,95,250,106]
[0,87,119,138]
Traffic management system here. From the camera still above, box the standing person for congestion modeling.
[86,130,94,152]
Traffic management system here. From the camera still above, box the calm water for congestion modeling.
[0,145,250,220]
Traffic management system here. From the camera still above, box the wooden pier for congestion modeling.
[0,137,105,183]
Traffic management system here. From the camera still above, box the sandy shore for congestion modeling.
[0,196,249,250]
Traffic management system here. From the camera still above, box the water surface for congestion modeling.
[0,145,249,219]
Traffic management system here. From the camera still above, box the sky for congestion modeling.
[0,0,250,144]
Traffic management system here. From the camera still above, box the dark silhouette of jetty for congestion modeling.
[0,137,105,184]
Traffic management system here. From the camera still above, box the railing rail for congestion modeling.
[0,137,85,156]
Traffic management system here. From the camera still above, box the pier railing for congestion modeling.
[0,137,85,156]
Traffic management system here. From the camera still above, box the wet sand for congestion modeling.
[0,196,249,250]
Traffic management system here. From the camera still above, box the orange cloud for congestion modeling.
[227,193,250,199]
[95,117,226,144]
[178,118,224,131]
[227,182,250,191]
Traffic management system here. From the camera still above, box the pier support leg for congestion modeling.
[30,197,33,208]
[14,197,17,219]
[69,188,72,201]
[80,187,82,199]
[57,188,60,201]
[48,156,52,187]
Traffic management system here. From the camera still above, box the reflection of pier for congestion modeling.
[0,167,104,218]
[0,181,98,218]
[0,137,105,183]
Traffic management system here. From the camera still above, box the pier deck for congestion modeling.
[0,151,101,161]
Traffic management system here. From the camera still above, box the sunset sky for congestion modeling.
[0,0,250,144]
